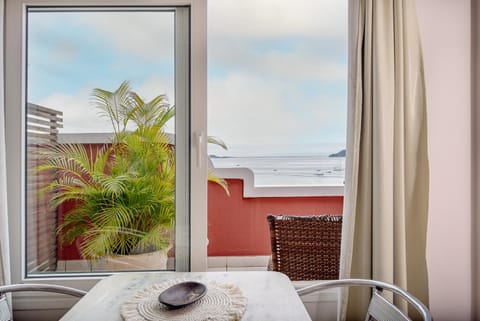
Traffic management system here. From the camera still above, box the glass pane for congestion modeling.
[25,8,176,275]
[207,0,347,187]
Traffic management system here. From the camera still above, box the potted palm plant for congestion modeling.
[37,81,227,270]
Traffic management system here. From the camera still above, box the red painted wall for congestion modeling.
[57,200,84,259]
[57,177,344,259]
[207,179,344,256]
[56,143,105,260]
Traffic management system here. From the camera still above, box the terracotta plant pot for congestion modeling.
[104,246,171,271]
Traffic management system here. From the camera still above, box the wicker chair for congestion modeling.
[266,214,342,281]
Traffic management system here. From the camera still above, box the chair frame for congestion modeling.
[0,284,86,297]
[296,278,432,321]
[0,284,86,321]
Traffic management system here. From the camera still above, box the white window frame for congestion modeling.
[4,0,207,313]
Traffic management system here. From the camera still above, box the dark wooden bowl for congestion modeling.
[158,281,207,309]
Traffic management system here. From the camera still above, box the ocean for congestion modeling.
[210,155,345,186]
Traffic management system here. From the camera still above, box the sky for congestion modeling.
[27,0,347,157]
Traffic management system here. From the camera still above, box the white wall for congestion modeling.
[416,0,472,320]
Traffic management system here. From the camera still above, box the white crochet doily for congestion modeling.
[121,279,247,321]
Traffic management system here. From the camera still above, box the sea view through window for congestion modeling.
[207,0,347,186]
[209,144,346,186]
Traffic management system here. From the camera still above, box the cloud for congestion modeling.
[208,73,299,145]
[37,77,176,134]
[37,88,109,134]
[73,11,174,61]
[208,0,347,40]
[135,77,174,103]
[210,43,346,83]
[208,72,346,149]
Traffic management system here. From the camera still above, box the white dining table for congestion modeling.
[60,271,312,321]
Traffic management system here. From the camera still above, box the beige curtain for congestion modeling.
[339,0,429,319]
[0,0,10,288]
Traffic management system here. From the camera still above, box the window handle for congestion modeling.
[196,132,204,168]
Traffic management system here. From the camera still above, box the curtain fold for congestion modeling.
[339,0,429,319]
[0,0,10,289]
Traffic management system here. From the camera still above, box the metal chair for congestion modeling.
[296,278,432,321]
[267,214,343,280]
[0,284,86,321]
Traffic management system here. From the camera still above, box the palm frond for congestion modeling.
[208,136,228,150]
[128,92,173,129]
[36,142,106,177]
[80,228,119,259]
[135,224,172,253]
[95,206,135,232]
[91,81,133,135]
[94,174,128,195]
[208,169,230,196]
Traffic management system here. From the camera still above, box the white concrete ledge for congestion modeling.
[212,167,344,197]
[58,132,174,144]
[58,133,114,144]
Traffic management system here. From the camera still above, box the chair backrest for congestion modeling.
[266,214,342,281]
[296,278,432,321]
[0,284,86,321]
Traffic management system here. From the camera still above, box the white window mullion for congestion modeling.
[188,0,208,272]
[174,6,191,272]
